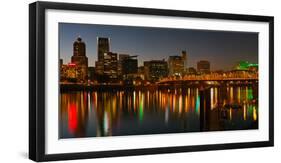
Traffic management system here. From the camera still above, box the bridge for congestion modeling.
[157,77,258,84]
[156,77,258,90]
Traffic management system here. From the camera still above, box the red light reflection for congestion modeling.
[68,103,77,134]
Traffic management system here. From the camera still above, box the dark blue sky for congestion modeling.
[59,23,258,70]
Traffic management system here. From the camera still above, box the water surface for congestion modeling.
[59,86,258,138]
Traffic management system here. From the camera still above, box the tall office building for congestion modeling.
[71,37,88,82]
[95,60,104,75]
[103,52,118,81]
[96,37,110,75]
[117,54,130,78]
[197,60,210,74]
[168,55,184,76]
[144,60,168,81]
[181,50,188,70]
[88,67,96,81]
[97,37,110,60]
[122,56,138,75]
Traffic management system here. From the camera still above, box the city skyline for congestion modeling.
[59,23,258,71]
[59,23,259,138]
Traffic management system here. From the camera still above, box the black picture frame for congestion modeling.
[29,1,274,162]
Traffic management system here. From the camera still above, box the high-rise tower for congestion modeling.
[181,50,187,70]
[97,37,110,60]
[71,37,88,82]
[96,37,110,75]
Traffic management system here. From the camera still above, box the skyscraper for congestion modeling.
[103,52,118,81]
[144,60,168,81]
[88,66,96,81]
[97,37,110,60]
[122,56,138,76]
[96,37,110,75]
[118,54,130,78]
[168,55,184,76]
[181,50,188,70]
[167,51,187,76]
[71,37,88,82]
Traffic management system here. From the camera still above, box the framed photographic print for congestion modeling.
[29,1,274,162]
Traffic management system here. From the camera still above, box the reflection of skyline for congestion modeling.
[60,86,258,138]
[59,23,258,70]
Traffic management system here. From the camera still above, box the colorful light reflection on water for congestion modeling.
[59,86,258,138]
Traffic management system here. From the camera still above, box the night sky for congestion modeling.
[59,23,258,71]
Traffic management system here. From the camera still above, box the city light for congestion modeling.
[59,35,259,138]
[60,37,258,87]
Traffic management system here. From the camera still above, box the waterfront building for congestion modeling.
[71,37,88,82]
[168,50,187,76]
[117,54,130,78]
[168,55,184,76]
[95,61,104,75]
[197,60,210,74]
[181,50,188,70]
[88,66,95,82]
[144,60,168,81]
[95,37,110,75]
[137,66,145,80]
[121,55,138,79]
[103,52,118,81]
[60,63,82,83]
[97,37,110,60]
[234,61,258,72]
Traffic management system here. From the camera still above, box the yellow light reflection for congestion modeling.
[179,95,182,114]
[210,88,214,110]
[173,95,176,112]
[112,96,117,116]
[237,87,241,103]
[243,104,247,120]
[185,95,189,112]
[214,88,218,108]
[133,91,136,111]
[88,92,91,112]
[245,86,248,102]
[229,108,232,120]
[253,106,257,121]
[230,87,233,103]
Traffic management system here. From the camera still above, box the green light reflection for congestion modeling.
[139,94,144,122]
